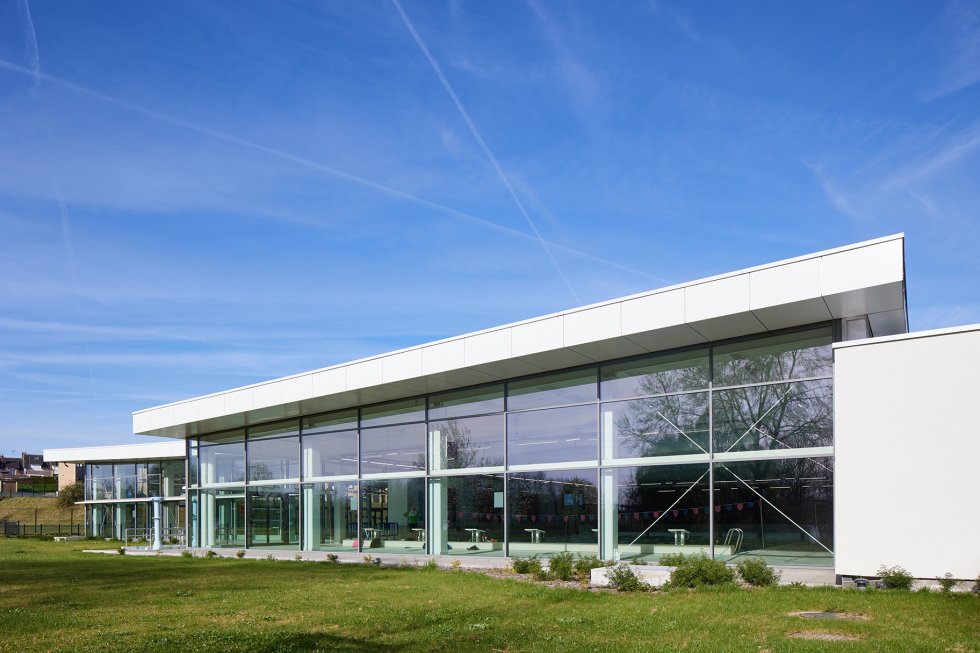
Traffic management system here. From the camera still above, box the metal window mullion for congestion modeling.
[708,381,714,560]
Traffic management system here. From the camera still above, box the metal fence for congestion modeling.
[1,520,83,537]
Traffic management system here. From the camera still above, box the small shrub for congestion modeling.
[607,564,649,592]
[533,568,553,582]
[294,553,303,562]
[573,554,607,583]
[972,574,980,595]
[548,552,575,581]
[423,559,439,571]
[265,554,275,561]
[56,481,85,508]
[363,555,373,565]
[117,546,126,555]
[326,553,339,564]
[512,555,542,575]
[235,550,246,559]
[450,559,461,570]
[372,557,382,566]
[878,565,914,591]
[936,573,957,593]
[181,550,194,558]
[657,553,687,567]
[736,558,781,587]
[205,550,218,559]
[667,553,736,588]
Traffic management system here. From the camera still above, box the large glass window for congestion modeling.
[712,379,833,453]
[248,484,300,550]
[161,460,185,498]
[508,469,598,557]
[601,393,709,460]
[712,327,833,387]
[302,481,359,551]
[361,397,425,428]
[429,474,504,556]
[247,436,300,481]
[359,478,425,554]
[507,368,596,411]
[303,409,357,433]
[360,424,426,475]
[187,442,199,488]
[429,414,505,471]
[199,441,245,485]
[302,429,358,478]
[507,405,597,466]
[601,464,710,563]
[428,384,504,420]
[248,420,299,440]
[200,487,245,548]
[714,457,834,567]
[199,429,245,445]
[601,347,709,400]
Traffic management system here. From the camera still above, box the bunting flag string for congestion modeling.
[443,501,763,526]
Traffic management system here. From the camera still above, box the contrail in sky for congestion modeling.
[0,58,664,285]
[15,0,40,88]
[16,0,99,398]
[392,0,582,305]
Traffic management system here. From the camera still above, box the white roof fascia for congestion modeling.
[134,234,907,438]
[43,441,186,464]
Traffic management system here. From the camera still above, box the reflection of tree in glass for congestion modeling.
[714,381,832,452]
[438,420,503,469]
[616,393,709,457]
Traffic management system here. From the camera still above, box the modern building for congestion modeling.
[43,442,186,541]
[43,234,980,580]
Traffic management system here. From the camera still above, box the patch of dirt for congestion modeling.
[788,631,861,642]
[788,611,869,621]
[478,568,618,593]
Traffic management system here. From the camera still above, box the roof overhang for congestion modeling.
[43,441,186,464]
[133,234,907,439]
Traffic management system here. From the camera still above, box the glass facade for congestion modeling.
[82,457,186,541]
[182,324,835,565]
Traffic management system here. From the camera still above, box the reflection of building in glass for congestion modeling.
[42,235,980,580]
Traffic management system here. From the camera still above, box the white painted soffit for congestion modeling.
[134,234,907,438]
[43,441,186,464]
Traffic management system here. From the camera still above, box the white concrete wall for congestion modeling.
[834,325,980,580]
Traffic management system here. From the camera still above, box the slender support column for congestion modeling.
[151,496,162,551]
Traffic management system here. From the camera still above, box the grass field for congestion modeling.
[0,497,79,525]
[0,539,976,653]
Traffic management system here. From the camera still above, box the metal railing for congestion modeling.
[124,527,186,546]
[1,520,83,537]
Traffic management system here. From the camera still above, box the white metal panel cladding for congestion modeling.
[134,235,905,438]
[834,324,980,580]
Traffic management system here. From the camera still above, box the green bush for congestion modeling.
[548,552,575,581]
[423,558,439,571]
[205,550,218,559]
[657,553,688,567]
[235,550,246,559]
[180,550,193,558]
[511,556,542,575]
[573,554,607,582]
[972,574,980,595]
[736,558,781,587]
[56,481,84,508]
[878,565,914,590]
[607,564,649,592]
[667,553,735,588]
[533,568,553,582]
[326,553,339,564]
[936,573,957,593]
[117,546,126,555]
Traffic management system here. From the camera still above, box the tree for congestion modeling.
[56,481,84,508]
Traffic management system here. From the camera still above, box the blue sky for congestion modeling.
[1,1,979,452]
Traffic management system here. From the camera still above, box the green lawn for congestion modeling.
[0,539,976,653]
